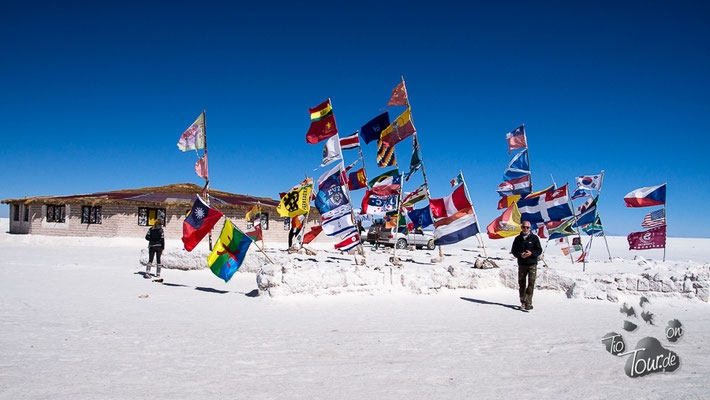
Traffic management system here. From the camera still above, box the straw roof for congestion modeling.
[1,183,279,210]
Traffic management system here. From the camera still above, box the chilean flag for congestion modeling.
[624,183,666,208]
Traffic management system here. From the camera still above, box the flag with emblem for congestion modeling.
[628,225,666,250]
[575,174,602,191]
[207,219,252,282]
[182,195,224,252]
[360,111,390,145]
[306,99,338,144]
[380,108,416,147]
[450,172,463,188]
[402,184,428,207]
[177,112,206,151]
[245,204,261,222]
[277,186,312,218]
[487,202,522,239]
[348,168,368,191]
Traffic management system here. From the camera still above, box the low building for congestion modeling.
[2,183,321,242]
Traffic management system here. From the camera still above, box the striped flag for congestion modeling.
[642,208,666,228]
[339,132,360,150]
[376,138,397,167]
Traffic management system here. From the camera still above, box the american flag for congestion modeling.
[642,208,666,228]
[339,132,360,150]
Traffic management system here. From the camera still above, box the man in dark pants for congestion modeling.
[511,221,542,310]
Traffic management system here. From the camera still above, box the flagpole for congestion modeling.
[553,174,584,268]
[663,181,667,262]
[202,109,213,251]
[522,123,533,193]
[227,217,275,265]
[597,170,612,260]
[459,170,488,258]
[257,201,265,250]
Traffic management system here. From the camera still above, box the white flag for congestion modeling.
[321,135,342,167]
[575,174,602,190]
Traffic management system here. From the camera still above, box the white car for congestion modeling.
[379,227,436,250]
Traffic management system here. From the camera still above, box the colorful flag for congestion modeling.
[387,81,408,107]
[177,112,206,152]
[321,134,342,166]
[369,169,400,187]
[497,195,521,210]
[573,196,598,227]
[505,125,527,154]
[502,149,530,181]
[408,206,433,229]
[380,108,416,148]
[195,155,208,179]
[526,184,556,199]
[245,204,261,222]
[302,225,323,244]
[583,215,604,235]
[642,208,666,228]
[245,220,262,241]
[487,202,522,239]
[361,190,398,215]
[571,187,592,200]
[182,196,224,252]
[450,172,463,188]
[430,185,471,219]
[575,197,594,215]
[404,140,422,181]
[497,174,531,197]
[321,213,355,236]
[360,111,390,144]
[276,186,312,218]
[434,207,479,245]
[206,219,252,282]
[339,132,360,150]
[306,99,338,144]
[348,168,368,191]
[334,229,360,251]
[402,184,428,207]
[576,174,602,191]
[376,138,397,167]
[547,218,577,239]
[315,163,351,219]
[628,225,666,250]
[624,183,666,208]
[516,184,573,225]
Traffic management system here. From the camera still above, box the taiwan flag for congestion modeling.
[624,183,666,208]
[182,196,224,251]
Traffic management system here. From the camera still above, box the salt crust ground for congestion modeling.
[1,219,709,399]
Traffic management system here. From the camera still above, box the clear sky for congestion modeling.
[2,1,709,237]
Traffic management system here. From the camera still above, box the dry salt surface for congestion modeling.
[1,218,709,399]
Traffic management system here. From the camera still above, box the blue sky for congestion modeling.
[2,1,709,237]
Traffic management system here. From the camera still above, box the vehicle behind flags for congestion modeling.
[182,195,224,252]
[408,206,433,229]
[624,183,666,207]
[348,168,368,191]
[306,99,338,144]
[502,149,530,181]
[642,208,666,228]
[487,202,522,239]
[206,219,252,282]
[628,225,666,250]
[387,81,408,107]
[576,174,602,191]
[516,184,573,225]
[505,125,527,154]
[497,174,531,197]
[339,132,360,150]
[321,135,342,166]
[177,112,205,151]
[276,186,312,218]
[430,185,471,219]
[360,111,390,144]
[380,108,416,147]
[376,138,397,167]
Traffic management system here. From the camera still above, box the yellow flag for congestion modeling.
[277,186,312,217]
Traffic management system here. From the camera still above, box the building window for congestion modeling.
[24,205,29,222]
[138,207,166,226]
[13,204,19,221]
[81,206,102,224]
[261,213,269,230]
[283,217,290,231]
[46,205,66,223]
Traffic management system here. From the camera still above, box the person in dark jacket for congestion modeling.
[511,220,542,310]
[144,219,165,279]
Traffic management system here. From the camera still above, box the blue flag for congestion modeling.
[503,149,530,181]
[408,206,433,229]
[360,111,390,144]
[315,169,350,216]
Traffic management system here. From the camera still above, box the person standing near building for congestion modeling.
[511,221,542,310]
[144,219,165,281]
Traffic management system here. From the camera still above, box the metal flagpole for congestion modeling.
[596,170,612,260]
[459,170,488,258]
[398,76,442,261]
[663,181,667,262]
[257,201,265,250]
[201,109,213,251]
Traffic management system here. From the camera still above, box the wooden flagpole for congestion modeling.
[459,170,488,258]
[663,181,667,262]
[257,201,265,250]
[201,109,213,251]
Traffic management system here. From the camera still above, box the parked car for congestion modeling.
[367,224,436,250]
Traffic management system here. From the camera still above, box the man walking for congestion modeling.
[511,221,542,310]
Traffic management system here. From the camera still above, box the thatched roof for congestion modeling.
[1,183,279,210]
